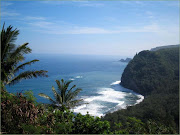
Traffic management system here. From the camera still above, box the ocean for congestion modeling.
[7,54,144,117]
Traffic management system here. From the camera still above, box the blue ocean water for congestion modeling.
[7,54,144,117]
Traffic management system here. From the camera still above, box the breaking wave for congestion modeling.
[76,76,83,78]
[73,80,144,117]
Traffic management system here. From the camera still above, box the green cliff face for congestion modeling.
[120,47,179,96]
[103,46,179,133]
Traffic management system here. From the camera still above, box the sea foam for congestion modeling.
[73,80,144,117]
[135,95,144,105]
[110,80,121,85]
[76,76,83,79]
[73,103,104,117]
[73,87,127,117]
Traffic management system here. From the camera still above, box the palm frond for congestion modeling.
[38,79,83,109]
[10,43,31,61]
[1,70,8,85]
[1,59,20,84]
[70,84,76,91]
[65,85,76,101]
[6,25,19,44]
[56,79,62,91]
[1,25,19,60]
[8,70,48,85]
[66,88,82,102]
[71,88,82,98]
[8,28,19,45]
[56,79,67,102]
[64,80,73,90]
[51,86,59,102]
[68,99,84,108]
[13,59,39,73]
[57,93,63,104]
[61,79,64,84]
[66,84,76,95]
[38,93,56,104]
[1,24,48,87]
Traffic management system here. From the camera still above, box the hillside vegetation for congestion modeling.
[121,47,179,96]
[103,47,179,133]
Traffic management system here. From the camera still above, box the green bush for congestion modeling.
[114,117,146,134]
[1,90,43,133]
[1,90,111,134]
[72,113,110,134]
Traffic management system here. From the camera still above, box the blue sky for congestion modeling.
[1,1,179,56]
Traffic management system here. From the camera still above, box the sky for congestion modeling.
[1,1,179,57]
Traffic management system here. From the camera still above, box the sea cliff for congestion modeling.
[103,46,179,133]
[120,47,179,96]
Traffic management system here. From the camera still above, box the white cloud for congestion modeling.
[1,2,13,7]
[28,21,54,28]
[1,1,20,17]
[119,1,145,6]
[135,1,144,6]
[65,27,109,34]
[1,11,20,17]
[40,1,104,7]
[24,16,46,21]
[146,11,153,15]
[115,23,160,33]
[165,1,179,7]
[26,20,179,48]
[27,20,164,35]
[75,1,104,7]
[40,1,64,5]
[145,11,155,19]
[142,23,159,32]
[68,24,159,34]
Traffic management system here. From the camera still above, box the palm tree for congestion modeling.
[1,23,48,87]
[39,79,83,109]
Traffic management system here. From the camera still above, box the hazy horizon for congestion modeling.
[1,1,179,56]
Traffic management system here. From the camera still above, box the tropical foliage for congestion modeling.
[1,90,44,133]
[1,24,48,87]
[1,90,110,134]
[39,79,83,109]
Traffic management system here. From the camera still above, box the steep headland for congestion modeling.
[103,46,179,133]
[121,47,179,96]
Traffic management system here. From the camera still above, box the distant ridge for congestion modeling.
[150,44,179,51]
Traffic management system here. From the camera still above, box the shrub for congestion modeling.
[1,90,42,133]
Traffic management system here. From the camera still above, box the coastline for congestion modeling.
[73,80,144,117]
